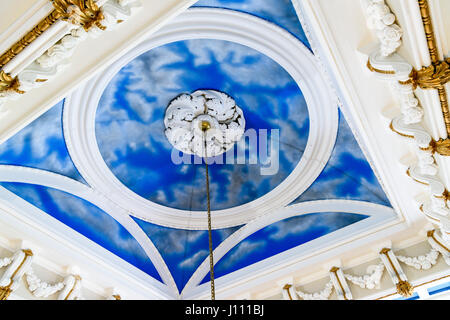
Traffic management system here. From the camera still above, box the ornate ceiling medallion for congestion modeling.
[164,90,245,158]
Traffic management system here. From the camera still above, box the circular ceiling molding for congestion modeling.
[63,8,338,230]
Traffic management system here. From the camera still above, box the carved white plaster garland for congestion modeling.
[164,90,245,157]
[295,281,334,300]
[0,255,12,268]
[396,249,439,270]
[364,0,403,56]
[25,267,65,298]
[344,263,385,290]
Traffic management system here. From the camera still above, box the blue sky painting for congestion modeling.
[95,39,309,211]
[0,0,394,294]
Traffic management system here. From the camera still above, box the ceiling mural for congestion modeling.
[0,101,84,183]
[292,112,391,207]
[194,0,310,48]
[0,0,397,298]
[95,38,308,211]
[203,212,368,285]
[0,181,162,282]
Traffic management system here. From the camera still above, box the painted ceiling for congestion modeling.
[0,0,397,297]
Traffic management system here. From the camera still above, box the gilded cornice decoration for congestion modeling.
[0,0,141,104]
[0,71,24,95]
[415,0,450,136]
[52,0,106,31]
[410,59,450,90]
[0,1,105,95]
[0,10,63,69]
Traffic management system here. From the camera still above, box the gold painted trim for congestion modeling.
[418,0,439,64]
[428,229,450,252]
[64,275,81,300]
[283,284,293,300]
[405,168,429,186]
[389,121,415,139]
[0,286,12,300]
[375,274,450,300]
[0,10,63,69]
[367,59,396,75]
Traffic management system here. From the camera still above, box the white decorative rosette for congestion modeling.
[164,90,245,157]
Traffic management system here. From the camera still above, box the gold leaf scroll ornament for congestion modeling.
[52,0,106,31]
[0,71,24,94]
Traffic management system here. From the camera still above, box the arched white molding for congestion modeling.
[0,165,179,296]
[181,199,396,297]
[63,8,339,230]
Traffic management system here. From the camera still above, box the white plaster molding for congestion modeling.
[362,0,403,57]
[281,283,299,300]
[0,255,12,268]
[294,280,333,300]
[63,8,339,230]
[25,267,65,298]
[291,0,415,229]
[0,1,53,57]
[182,200,395,298]
[396,248,439,270]
[344,263,385,290]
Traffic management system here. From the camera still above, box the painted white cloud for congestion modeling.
[179,250,209,269]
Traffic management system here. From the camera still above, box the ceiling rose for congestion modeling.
[164,90,245,158]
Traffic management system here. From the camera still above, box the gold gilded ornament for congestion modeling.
[0,285,12,300]
[428,138,450,156]
[409,59,450,90]
[396,280,414,298]
[0,71,24,94]
[52,0,106,31]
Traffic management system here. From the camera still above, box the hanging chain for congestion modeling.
[203,128,216,300]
